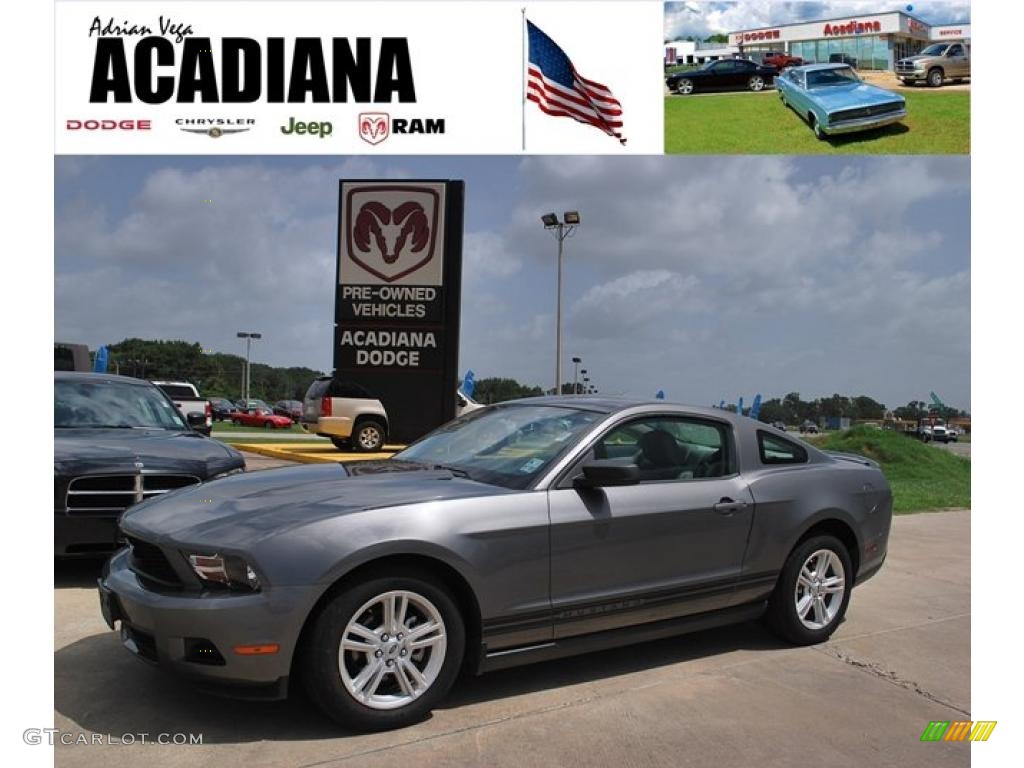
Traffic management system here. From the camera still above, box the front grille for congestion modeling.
[126,535,183,589]
[895,62,919,74]
[830,102,903,124]
[65,473,200,515]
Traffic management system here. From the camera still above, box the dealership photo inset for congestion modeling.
[664,1,970,154]
[54,152,969,766]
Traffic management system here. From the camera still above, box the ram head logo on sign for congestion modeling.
[359,113,390,145]
[342,184,445,285]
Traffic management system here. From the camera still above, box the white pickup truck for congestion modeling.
[152,380,212,436]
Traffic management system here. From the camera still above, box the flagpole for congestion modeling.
[521,7,526,152]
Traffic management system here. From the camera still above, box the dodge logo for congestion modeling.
[344,186,441,283]
[359,112,390,145]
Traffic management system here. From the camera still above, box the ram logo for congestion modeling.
[344,186,442,283]
[359,113,390,145]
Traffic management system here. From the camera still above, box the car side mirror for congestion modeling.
[574,459,640,488]
[186,411,207,428]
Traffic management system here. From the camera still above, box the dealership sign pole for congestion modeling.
[334,180,465,443]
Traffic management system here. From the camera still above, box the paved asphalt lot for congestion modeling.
[54,454,969,768]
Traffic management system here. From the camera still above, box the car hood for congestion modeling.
[897,55,934,65]
[120,460,513,547]
[54,428,243,477]
[807,83,904,110]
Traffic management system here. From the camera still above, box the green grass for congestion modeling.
[819,426,970,514]
[665,89,969,154]
[210,420,306,434]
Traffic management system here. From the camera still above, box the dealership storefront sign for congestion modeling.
[334,180,464,442]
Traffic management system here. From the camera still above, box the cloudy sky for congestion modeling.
[55,155,970,411]
[665,1,971,39]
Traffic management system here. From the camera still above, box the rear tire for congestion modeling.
[353,420,386,452]
[675,78,694,95]
[765,534,852,645]
[748,75,765,92]
[301,572,465,731]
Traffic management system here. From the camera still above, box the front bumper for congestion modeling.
[99,548,318,699]
[823,108,907,135]
[55,513,121,557]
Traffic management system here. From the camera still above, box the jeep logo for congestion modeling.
[280,118,333,138]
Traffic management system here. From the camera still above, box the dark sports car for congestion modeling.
[667,58,778,95]
[99,397,891,730]
[55,372,245,556]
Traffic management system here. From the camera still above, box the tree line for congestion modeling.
[749,393,968,425]
[103,339,326,402]
[89,342,970,422]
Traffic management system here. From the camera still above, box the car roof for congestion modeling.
[497,395,755,425]
[54,371,153,386]
[793,63,853,73]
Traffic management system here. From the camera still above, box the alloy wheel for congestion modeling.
[749,76,764,91]
[676,79,693,95]
[338,590,447,710]
[358,426,382,450]
[793,549,846,630]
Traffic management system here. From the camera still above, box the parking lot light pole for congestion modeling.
[542,211,581,395]
[237,332,262,401]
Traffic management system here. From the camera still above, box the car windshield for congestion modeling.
[55,379,187,430]
[920,43,949,56]
[394,404,603,490]
[807,67,860,87]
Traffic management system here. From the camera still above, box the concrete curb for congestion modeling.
[235,442,400,464]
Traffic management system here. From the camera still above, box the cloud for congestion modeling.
[55,154,970,410]
[665,1,971,39]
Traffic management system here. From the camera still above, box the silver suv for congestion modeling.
[300,377,388,451]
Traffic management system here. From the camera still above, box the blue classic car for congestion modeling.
[775,63,906,139]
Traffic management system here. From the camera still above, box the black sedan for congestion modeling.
[209,397,237,421]
[667,58,778,95]
[273,399,303,421]
[55,372,246,557]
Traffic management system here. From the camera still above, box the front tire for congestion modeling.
[748,75,765,92]
[675,78,694,95]
[927,67,944,87]
[809,114,825,140]
[765,535,852,645]
[302,573,466,731]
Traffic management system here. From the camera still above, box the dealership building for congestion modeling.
[727,11,970,71]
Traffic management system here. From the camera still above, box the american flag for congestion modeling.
[526,20,626,145]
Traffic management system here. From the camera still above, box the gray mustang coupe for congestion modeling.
[99,397,892,730]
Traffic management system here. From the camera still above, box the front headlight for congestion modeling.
[208,467,245,481]
[187,553,261,591]
[914,62,926,70]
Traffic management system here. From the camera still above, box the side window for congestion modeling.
[584,416,732,483]
[758,432,809,465]
[948,44,963,56]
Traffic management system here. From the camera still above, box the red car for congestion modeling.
[762,51,805,70]
[231,407,293,429]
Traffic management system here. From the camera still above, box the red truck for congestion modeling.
[760,51,805,70]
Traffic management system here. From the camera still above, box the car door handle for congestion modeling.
[713,499,748,515]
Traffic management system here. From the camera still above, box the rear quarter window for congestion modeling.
[758,431,809,465]
[157,384,197,399]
